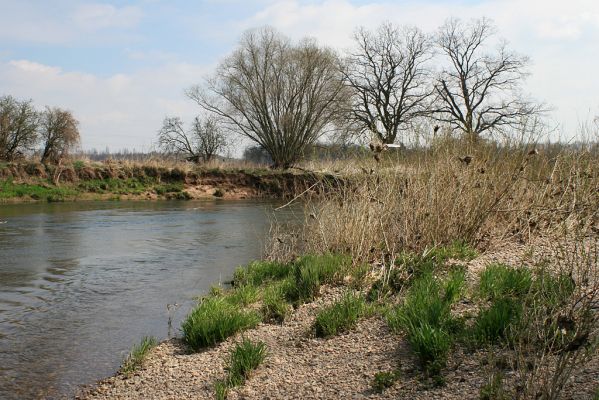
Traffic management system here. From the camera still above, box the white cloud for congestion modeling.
[72,3,143,30]
[0,1,142,45]
[0,60,211,151]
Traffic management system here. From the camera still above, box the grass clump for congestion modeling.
[285,253,350,304]
[386,270,465,378]
[478,264,532,300]
[261,281,291,323]
[233,260,291,287]
[120,336,157,375]
[372,370,401,393]
[472,298,521,344]
[479,371,508,400]
[215,338,268,399]
[182,297,260,351]
[314,292,367,337]
[225,284,259,306]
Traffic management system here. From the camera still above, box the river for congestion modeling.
[0,200,292,399]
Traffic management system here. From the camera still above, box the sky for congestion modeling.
[0,0,598,151]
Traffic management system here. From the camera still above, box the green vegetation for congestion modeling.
[0,178,78,201]
[472,298,521,344]
[478,264,532,300]
[372,370,401,393]
[386,270,465,379]
[233,260,291,287]
[285,253,350,304]
[181,297,260,351]
[479,372,508,400]
[261,281,291,323]
[120,336,158,375]
[314,292,367,337]
[225,284,259,306]
[215,338,268,399]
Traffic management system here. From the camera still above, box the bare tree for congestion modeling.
[433,18,540,142]
[39,107,80,164]
[157,115,227,163]
[188,27,345,169]
[343,23,433,144]
[0,95,39,161]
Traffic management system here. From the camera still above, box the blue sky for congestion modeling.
[0,0,598,150]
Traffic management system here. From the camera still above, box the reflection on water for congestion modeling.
[0,200,294,399]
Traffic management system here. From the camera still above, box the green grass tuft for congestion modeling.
[473,298,522,344]
[478,264,532,300]
[386,271,464,378]
[314,292,367,337]
[121,336,158,375]
[225,284,259,306]
[233,260,291,287]
[215,338,268,398]
[261,281,291,323]
[182,297,260,351]
[372,370,401,393]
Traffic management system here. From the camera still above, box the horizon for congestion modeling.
[1,0,598,151]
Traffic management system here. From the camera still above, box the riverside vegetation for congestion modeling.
[0,159,336,202]
[85,134,599,400]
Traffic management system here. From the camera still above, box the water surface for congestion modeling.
[0,200,290,399]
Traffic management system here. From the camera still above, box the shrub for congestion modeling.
[120,336,157,375]
[372,370,401,393]
[314,292,366,337]
[182,297,260,351]
[478,264,532,300]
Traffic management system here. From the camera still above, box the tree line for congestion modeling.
[160,17,542,168]
[0,95,80,164]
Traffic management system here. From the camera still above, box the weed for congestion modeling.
[182,297,260,351]
[214,188,225,197]
[314,292,366,337]
[372,370,400,393]
[120,336,157,375]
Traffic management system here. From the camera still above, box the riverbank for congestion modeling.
[0,161,339,203]
[78,236,599,400]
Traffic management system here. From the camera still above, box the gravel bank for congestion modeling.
[79,241,599,400]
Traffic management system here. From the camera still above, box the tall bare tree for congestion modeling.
[158,115,227,163]
[433,18,539,142]
[0,95,39,161]
[343,23,433,144]
[188,27,345,169]
[39,107,80,164]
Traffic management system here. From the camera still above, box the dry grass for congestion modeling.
[269,136,599,264]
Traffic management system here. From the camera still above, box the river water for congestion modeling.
[0,200,291,399]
